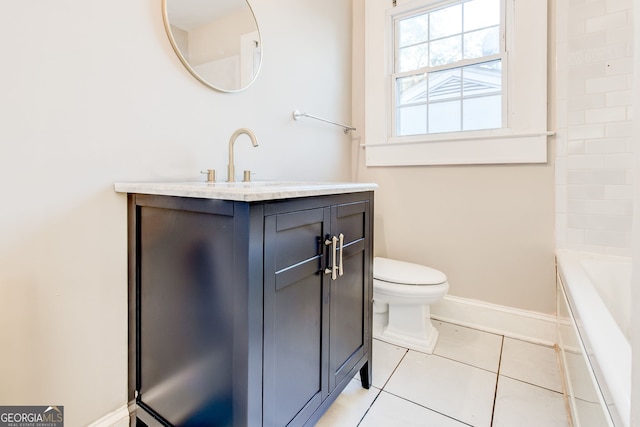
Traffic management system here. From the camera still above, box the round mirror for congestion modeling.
[162,0,262,92]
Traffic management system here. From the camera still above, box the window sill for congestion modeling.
[363,131,553,166]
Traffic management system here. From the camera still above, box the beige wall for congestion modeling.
[0,0,352,425]
[352,0,557,314]
[356,163,557,313]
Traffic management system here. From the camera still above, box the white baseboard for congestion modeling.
[88,404,130,427]
[431,295,557,346]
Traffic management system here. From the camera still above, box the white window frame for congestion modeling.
[364,0,549,166]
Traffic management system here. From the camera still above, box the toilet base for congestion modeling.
[372,304,440,354]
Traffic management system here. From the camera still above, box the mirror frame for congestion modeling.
[161,0,263,93]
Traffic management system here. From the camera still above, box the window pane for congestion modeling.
[430,4,462,39]
[397,74,427,105]
[397,105,427,136]
[429,101,461,133]
[463,95,501,130]
[429,68,461,101]
[429,35,462,67]
[463,26,500,59]
[464,0,500,32]
[392,0,505,138]
[399,44,429,72]
[462,60,501,97]
[398,14,428,47]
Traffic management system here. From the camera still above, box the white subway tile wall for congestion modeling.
[555,0,634,255]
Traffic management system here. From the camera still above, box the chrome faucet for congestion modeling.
[227,128,259,182]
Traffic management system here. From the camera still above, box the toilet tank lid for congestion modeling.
[374,257,447,285]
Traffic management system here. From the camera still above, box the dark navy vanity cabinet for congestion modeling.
[127,191,373,427]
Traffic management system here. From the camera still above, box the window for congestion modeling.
[363,0,549,166]
[394,0,504,137]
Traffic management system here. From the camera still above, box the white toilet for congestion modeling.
[373,257,449,354]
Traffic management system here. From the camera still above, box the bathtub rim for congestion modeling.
[556,249,631,427]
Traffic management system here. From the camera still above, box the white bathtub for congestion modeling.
[556,250,631,427]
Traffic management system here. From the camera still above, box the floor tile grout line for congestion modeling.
[364,334,564,427]
[355,387,383,427]
[434,319,505,339]
[432,352,500,375]
[377,389,474,427]
[377,348,409,390]
[403,322,505,374]
[406,347,501,376]
[489,335,505,427]
[363,330,568,426]
[356,348,409,426]
[436,320,557,350]
[372,346,476,426]
[373,337,502,425]
[498,374,565,395]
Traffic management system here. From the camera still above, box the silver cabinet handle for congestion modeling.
[331,235,338,280]
[338,233,344,277]
[325,235,338,280]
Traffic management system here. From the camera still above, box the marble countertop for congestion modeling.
[114,181,378,202]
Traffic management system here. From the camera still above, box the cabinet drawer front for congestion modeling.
[271,209,326,274]
[335,201,367,245]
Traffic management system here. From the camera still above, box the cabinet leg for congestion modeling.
[359,362,371,389]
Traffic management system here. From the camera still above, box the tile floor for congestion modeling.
[316,320,569,427]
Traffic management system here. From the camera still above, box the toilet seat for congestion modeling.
[374,257,446,286]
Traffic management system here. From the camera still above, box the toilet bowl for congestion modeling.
[373,257,449,354]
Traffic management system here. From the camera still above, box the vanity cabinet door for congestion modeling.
[329,200,371,392]
[263,207,330,427]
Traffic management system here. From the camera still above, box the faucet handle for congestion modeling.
[243,170,252,182]
[200,169,216,182]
